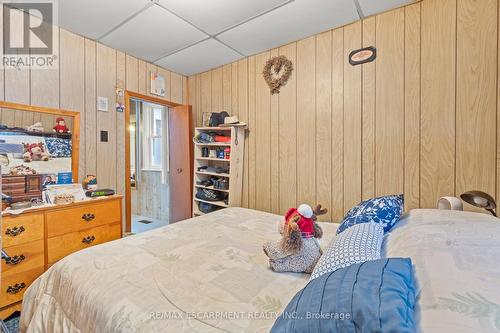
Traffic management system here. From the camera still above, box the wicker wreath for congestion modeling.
[262,56,293,94]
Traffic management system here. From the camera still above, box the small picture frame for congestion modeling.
[97,96,109,112]
[41,174,58,190]
[150,72,166,97]
[202,112,212,127]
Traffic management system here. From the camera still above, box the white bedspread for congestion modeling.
[20,208,338,333]
[385,209,500,333]
[20,208,500,332]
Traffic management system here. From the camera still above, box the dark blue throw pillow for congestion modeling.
[337,194,404,234]
[271,258,416,333]
[45,137,72,157]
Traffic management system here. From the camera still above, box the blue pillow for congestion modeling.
[337,194,404,234]
[45,137,72,157]
[271,258,416,333]
[310,222,383,280]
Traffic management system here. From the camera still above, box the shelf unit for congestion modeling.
[194,142,232,147]
[192,126,246,216]
[195,170,230,177]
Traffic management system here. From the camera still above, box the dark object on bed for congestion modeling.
[271,258,416,333]
[460,191,497,217]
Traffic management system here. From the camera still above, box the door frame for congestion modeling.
[124,91,190,233]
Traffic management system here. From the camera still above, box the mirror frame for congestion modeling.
[0,101,80,181]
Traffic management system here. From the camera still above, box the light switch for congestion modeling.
[100,131,108,142]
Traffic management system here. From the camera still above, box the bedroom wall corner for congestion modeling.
[187,0,500,221]
[0,15,188,231]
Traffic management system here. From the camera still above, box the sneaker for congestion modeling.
[196,188,224,201]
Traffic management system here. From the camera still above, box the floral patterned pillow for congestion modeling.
[45,137,72,157]
[337,194,404,234]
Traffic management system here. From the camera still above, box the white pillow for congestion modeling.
[310,222,384,280]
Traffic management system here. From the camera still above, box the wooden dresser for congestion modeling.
[0,195,122,318]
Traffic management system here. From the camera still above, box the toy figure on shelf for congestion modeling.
[263,204,327,273]
[83,175,98,190]
[53,117,70,133]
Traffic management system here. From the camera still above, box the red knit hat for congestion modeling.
[284,204,315,237]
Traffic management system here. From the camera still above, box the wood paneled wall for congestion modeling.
[131,171,169,222]
[0,25,187,212]
[0,109,74,131]
[188,0,500,221]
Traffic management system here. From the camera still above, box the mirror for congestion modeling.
[0,102,79,183]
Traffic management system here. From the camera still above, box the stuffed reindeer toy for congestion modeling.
[263,204,327,273]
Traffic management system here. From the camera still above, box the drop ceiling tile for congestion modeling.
[58,0,150,40]
[218,0,359,56]
[155,39,243,76]
[101,5,207,62]
[158,0,291,35]
[357,0,415,17]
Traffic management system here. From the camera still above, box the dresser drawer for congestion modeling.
[47,222,121,264]
[46,199,121,237]
[2,213,44,247]
[2,184,25,192]
[0,266,43,308]
[2,240,44,277]
[2,176,25,184]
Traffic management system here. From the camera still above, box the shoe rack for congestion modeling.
[192,126,246,216]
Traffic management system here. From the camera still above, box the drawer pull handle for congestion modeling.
[82,235,95,244]
[82,213,95,222]
[7,282,26,294]
[5,254,26,265]
[5,226,25,237]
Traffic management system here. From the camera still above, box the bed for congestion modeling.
[20,208,338,332]
[20,207,500,332]
[0,130,72,175]
[385,209,500,333]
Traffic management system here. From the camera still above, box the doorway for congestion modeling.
[129,99,169,233]
[125,92,192,234]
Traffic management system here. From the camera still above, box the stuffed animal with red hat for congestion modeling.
[53,117,70,133]
[263,204,326,273]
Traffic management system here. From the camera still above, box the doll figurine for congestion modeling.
[263,204,327,273]
[53,117,70,133]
